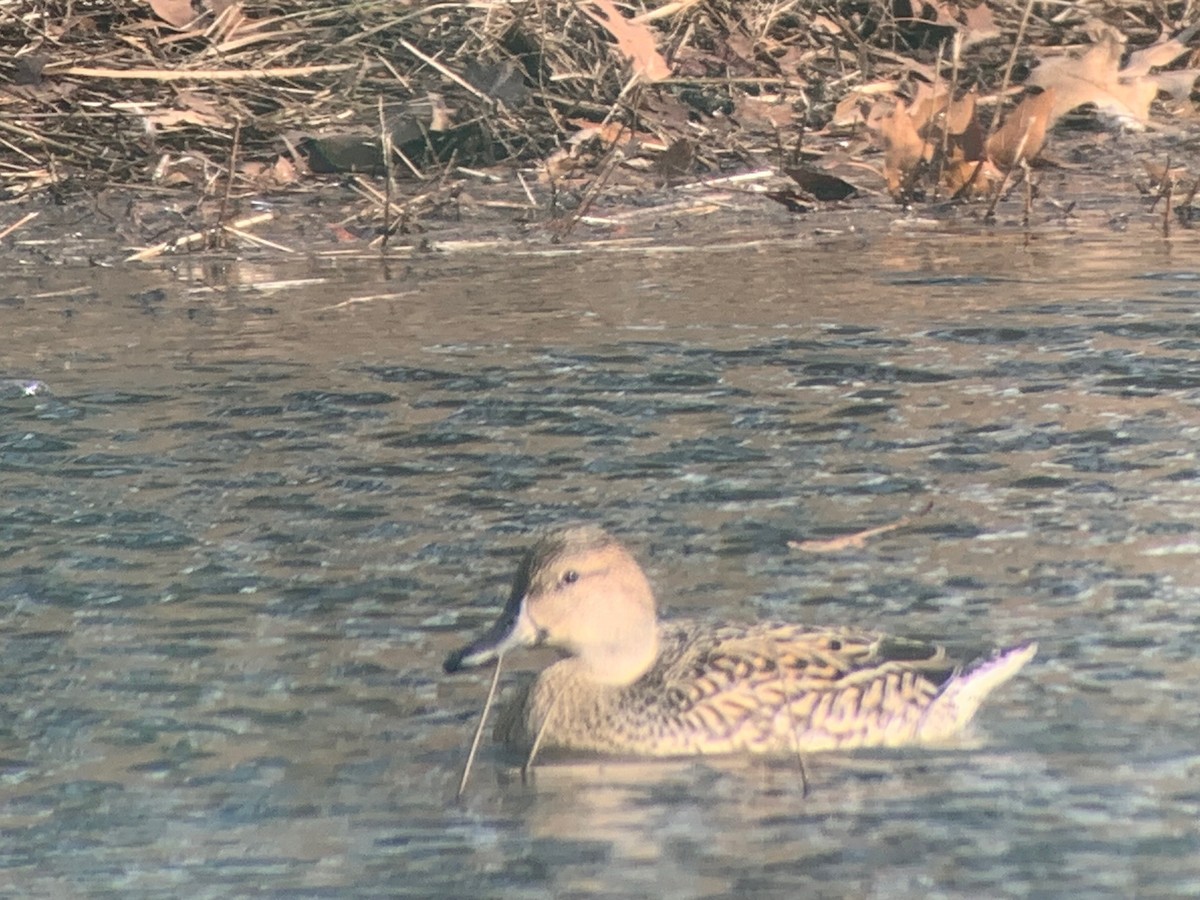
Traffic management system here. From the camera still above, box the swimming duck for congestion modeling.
[444,526,1036,756]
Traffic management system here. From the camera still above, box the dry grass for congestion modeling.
[0,1,1192,228]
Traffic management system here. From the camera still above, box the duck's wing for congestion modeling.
[655,623,1028,752]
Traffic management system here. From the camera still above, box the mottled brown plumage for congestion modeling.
[444,526,1036,756]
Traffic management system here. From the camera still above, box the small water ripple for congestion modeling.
[1,243,1199,896]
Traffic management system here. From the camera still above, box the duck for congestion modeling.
[443,526,1036,757]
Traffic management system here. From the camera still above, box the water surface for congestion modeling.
[2,229,1199,897]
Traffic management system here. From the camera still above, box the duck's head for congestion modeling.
[444,526,659,685]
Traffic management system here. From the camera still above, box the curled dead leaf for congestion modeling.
[734,95,796,130]
[987,88,1055,169]
[942,89,978,137]
[876,102,927,197]
[1124,24,1199,78]
[580,0,672,82]
[1029,32,1198,130]
[892,1,999,50]
[832,81,897,128]
[148,0,197,29]
[909,86,983,158]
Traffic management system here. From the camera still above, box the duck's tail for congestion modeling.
[919,641,1037,741]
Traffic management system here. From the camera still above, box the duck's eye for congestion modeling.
[560,570,579,586]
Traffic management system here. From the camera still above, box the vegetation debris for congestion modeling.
[4,1,1200,249]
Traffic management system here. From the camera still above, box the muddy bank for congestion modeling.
[0,126,1195,269]
[4,1,1200,262]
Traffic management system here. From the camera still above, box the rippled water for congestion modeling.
[2,230,1199,897]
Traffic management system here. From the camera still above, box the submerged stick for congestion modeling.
[456,652,504,800]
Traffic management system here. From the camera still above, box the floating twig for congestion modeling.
[789,501,934,553]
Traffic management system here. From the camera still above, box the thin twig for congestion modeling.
[395,37,487,102]
[379,96,394,253]
[985,129,1030,220]
[555,144,624,239]
[456,653,505,801]
[789,501,934,553]
[934,33,963,200]
[1022,159,1033,228]
[984,0,1036,148]
[516,171,538,208]
[522,688,565,781]
[1163,167,1174,238]
[0,211,39,242]
[392,144,424,181]
[56,63,353,80]
[221,226,294,253]
[959,0,1037,200]
[125,212,274,261]
[216,117,241,239]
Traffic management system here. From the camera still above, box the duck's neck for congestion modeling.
[577,622,659,686]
